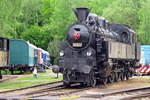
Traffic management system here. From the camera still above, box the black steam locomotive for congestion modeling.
[53,8,141,87]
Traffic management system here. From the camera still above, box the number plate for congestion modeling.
[72,43,82,47]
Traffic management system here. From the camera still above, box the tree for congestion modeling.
[88,0,115,15]
[102,0,140,31]
[138,0,150,44]
[47,39,60,64]
[21,25,50,50]
[1,0,150,63]
[0,0,23,38]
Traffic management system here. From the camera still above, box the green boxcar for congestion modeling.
[10,39,38,67]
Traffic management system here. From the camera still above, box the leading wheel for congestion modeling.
[89,71,97,87]
[90,78,97,87]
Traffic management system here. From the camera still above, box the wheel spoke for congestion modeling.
[108,72,115,83]
[126,72,129,80]
[102,77,108,85]
[121,72,125,81]
[89,70,96,87]
[114,72,119,82]
[118,72,121,81]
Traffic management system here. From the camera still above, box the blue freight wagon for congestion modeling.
[140,45,150,65]
[37,48,51,69]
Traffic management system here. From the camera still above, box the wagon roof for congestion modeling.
[27,41,37,49]
[11,39,38,49]
[37,47,49,55]
[0,37,9,40]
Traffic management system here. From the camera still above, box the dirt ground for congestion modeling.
[57,76,150,100]
[1,76,150,100]
[0,75,23,83]
[88,76,150,92]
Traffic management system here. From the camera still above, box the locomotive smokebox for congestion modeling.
[73,8,90,23]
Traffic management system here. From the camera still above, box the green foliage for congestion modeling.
[21,24,51,49]
[47,39,60,64]
[89,0,114,15]
[102,0,140,31]
[137,0,150,44]
[1,0,150,64]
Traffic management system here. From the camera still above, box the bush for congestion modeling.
[47,39,60,64]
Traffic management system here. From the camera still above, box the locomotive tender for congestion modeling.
[53,8,141,87]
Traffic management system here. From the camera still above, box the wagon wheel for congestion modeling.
[10,68,14,75]
[89,70,97,87]
[0,71,2,79]
[102,77,108,85]
[120,72,125,81]
[114,72,119,82]
[108,72,115,83]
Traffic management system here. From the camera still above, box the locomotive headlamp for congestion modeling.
[87,50,92,56]
[60,51,64,56]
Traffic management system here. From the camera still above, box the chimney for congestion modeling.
[73,8,90,23]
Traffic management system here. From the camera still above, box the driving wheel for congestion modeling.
[114,72,119,82]
[102,77,108,85]
[108,72,115,83]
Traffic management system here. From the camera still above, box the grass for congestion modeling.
[0,70,62,91]
[1,70,21,75]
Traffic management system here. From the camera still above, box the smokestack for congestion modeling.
[73,8,90,23]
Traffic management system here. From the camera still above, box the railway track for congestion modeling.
[0,81,92,99]
[20,83,150,100]
[16,81,118,99]
[1,78,150,100]
[21,83,65,97]
[0,81,63,95]
[0,75,18,83]
[83,86,150,100]
[19,83,91,99]
[0,78,11,83]
[120,88,150,100]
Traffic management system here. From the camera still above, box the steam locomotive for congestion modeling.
[52,8,141,87]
